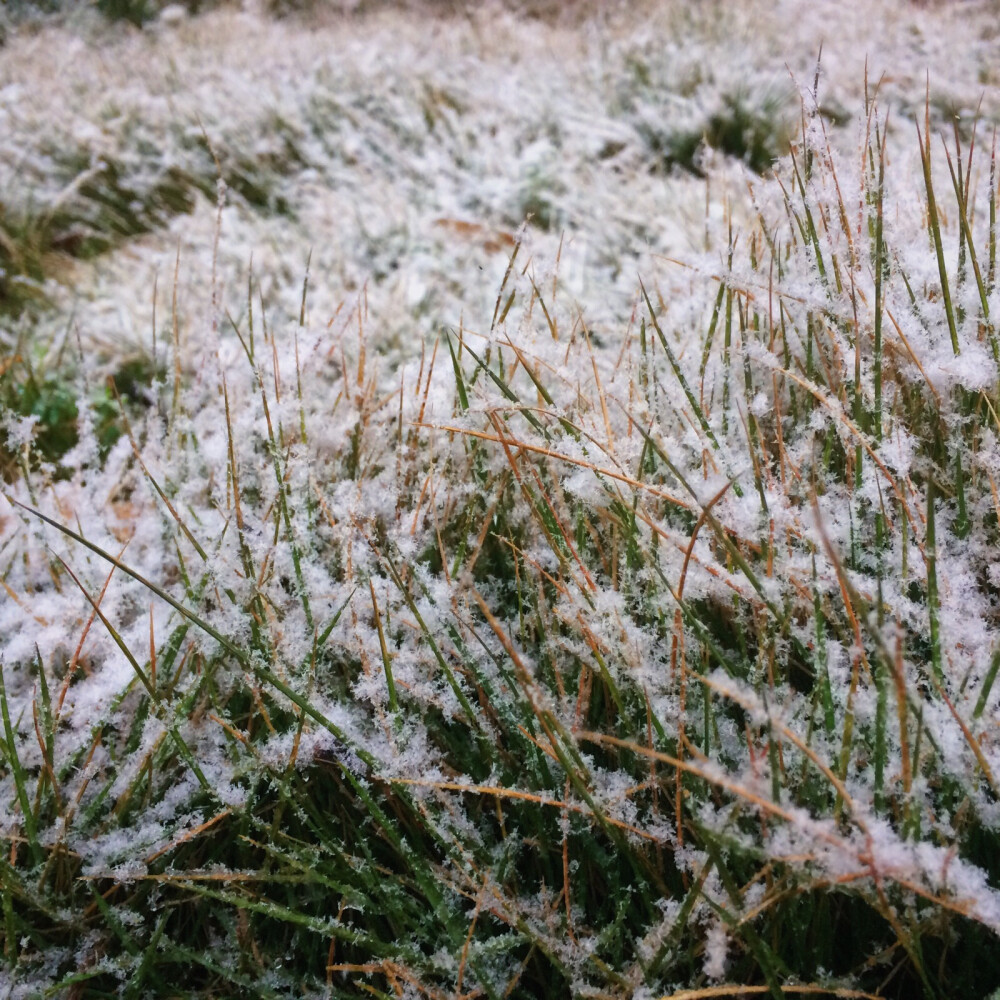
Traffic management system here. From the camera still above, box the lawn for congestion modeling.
[2,1,1000,997]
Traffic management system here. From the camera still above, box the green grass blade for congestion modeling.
[0,662,43,866]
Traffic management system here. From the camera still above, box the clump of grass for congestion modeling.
[0,150,194,318]
[0,113,305,320]
[2,76,1000,1000]
[95,0,159,26]
[0,341,162,481]
[639,89,793,176]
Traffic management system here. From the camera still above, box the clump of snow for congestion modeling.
[702,919,729,981]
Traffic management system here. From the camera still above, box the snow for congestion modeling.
[2,0,1000,994]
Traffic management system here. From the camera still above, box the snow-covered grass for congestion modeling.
[2,2,1000,998]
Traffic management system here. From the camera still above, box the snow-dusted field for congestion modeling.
[2,1,1000,997]
[3,0,998,357]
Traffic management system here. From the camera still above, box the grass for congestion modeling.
[2,13,1000,1000]
[636,88,793,177]
[0,128,303,321]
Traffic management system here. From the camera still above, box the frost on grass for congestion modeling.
[3,0,1000,997]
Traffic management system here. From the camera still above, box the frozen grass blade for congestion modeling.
[0,662,43,867]
[444,328,470,413]
[869,103,888,441]
[924,479,943,686]
[917,95,960,356]
[811,558,836,735]
[369,580,398,715]
[990,128,998,294]
[973,646,1000,721]
[739,302,769,513]
[943,134,990,324]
